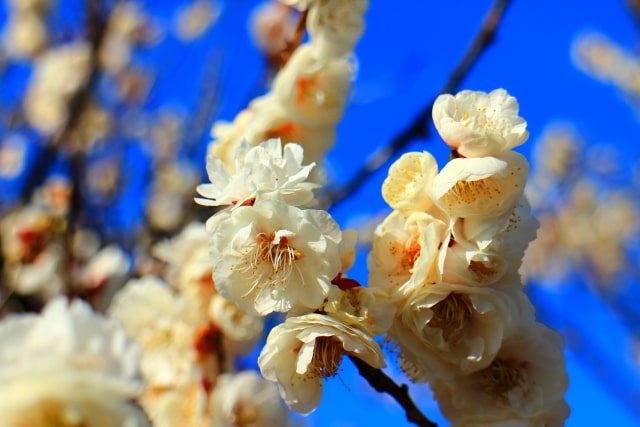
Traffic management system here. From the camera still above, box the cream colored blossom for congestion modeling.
[24,42,91,135]
[432,89,529,158]
[208,294,264,354]
[258,313,385,414]
[320,284,395,336]
[306,0,369,58]
[140,383,210,427]
[433,151,529,218]
[368,210,450,295]
[249,1,296,56]
[108,276,201,388]
[153,222,213,294]
[196,138,319,209]
[208,199,346,315]
[272,44,353,126]
[173,0,220,41]
[207,109,254,172]
[381,151,439,215]
[0,297,149,427]
[432,322,568,425]
[243,95,337,164]
[210,371,289,427]
[2,11,47,58]
[7,245,64,298]
[389,283,521,381]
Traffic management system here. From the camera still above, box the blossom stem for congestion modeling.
[348,355,437,427]
[320,0,514,209]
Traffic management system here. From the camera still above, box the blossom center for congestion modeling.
[480,357,528,400]
[429,292,474,345]
[444,178,502,207]
[254,231,303,274]
[309,336,343,379]
[401,236,421,271]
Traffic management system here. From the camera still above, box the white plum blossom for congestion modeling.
[306,0,369,58]
[389,283,521,380]
[368,210,450,294]
[0,297,149,427]
[432,89,529,158]
[258,313,385,414]
[272,44,354,126]
[433,151,530,218]
[108,276,201,388]
[431,322,569,426]
[243,95,338,164]
[139,383,210,427]
[208,294,264,354]
[209,371,289,427]
[196,138,319,209]
[318,284,395,336]
[249,1,297,57]
[208,198,348,316]
[381,151,439,215]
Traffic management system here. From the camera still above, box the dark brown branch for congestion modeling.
[349,355,437,427]
[319,0,514,209]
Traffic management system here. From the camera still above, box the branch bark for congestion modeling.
[349,355,438,427]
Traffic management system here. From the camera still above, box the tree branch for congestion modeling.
[320,0,514,209]
[349,355,437,427]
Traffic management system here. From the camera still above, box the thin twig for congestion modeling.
[320,0,514,209]
[349,356,437,427]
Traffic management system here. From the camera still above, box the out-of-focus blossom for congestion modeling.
[0,134,28,179]
[208,294,264,354]
[306,0,369,58]
[432,89,529,158]
[1,206,52,264]
[2,10,47,59]
[108,276,202,388]
[258,313,385,414]
[250,1,297,57]
[209,371,289,427]
[24,41,91,135]
[174,0,221,42]
[572,32,640,102]
[139,383,209,427]
[147,162,200,232]
[0,297,149,427]
[272,44,354,126]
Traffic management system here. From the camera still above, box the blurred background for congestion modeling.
[0,0,638,426]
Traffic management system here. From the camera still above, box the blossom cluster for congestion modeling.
[369,89,569,425]
[197,0,399,415]
[107,223,288,426]
[207,0,365,171]
[0,0,573,425]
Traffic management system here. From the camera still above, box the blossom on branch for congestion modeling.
[208,198,350,316]
[433,89,529,158]
[258,312,385,414]
[196,138,319,209]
